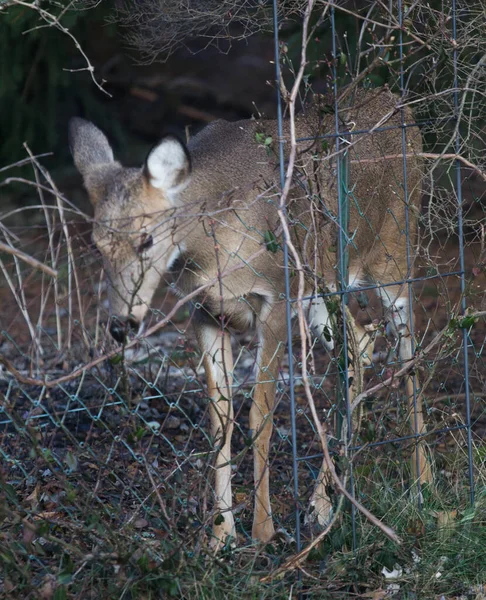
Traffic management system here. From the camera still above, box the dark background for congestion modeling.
[6,0,483,219]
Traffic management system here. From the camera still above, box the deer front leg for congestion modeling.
[250,305,286,543]
[195,323,236,550]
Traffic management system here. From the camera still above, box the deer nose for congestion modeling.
[109,316,139,343]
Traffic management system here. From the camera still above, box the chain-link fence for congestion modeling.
[1,0,485,597]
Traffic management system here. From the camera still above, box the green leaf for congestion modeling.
[320,104,334,115]
[375,548,397,570]
[264,230,279,253]
[459,315,477,329]
[1,482,19,505]
[460,507,476,523]
[137,553,149,571]
[42,448,54,462]
[57,573,73,585]
[66,487,77,503]
[255,132,266,144]
[37,521,51,536]
[448,318,459,331]
[449,314,478,331]
[109,353,123,365]
[135,426,146,441]
[340,52,347,66]
[53,587,67,600]
[326,298,340,315]
[214,514,225,526]
[363,420,376,442]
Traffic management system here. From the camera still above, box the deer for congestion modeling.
[69,87,430,550]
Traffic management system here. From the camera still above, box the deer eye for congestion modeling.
[137,233,154,254]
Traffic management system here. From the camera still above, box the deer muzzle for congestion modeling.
[109,315,140,343]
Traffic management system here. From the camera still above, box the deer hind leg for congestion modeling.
[378,286,432,485]
[250,303,286,543]
[306,296,334,526]
[307,297,364,527]
[306,293,373,368]
[195,323,236,550]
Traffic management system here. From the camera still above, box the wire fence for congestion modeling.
[1,0,486,597]
[273,0,484,561]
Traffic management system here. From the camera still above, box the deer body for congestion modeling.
[70,88,426,548]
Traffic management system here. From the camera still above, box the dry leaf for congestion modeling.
[435,510,457,540]
[34,511,60,521]
[25,484,40,505]
[134,518,149,529]
[38,575,56,599]
[22,520,36,545]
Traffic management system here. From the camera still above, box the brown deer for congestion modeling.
[69,88,429,550]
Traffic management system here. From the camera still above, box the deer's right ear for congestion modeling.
[144,136,191,199]
[69,118,114,178]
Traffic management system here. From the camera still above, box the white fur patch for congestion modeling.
[166,243,186,271]
[146,138,189,192]
[348,269,364,289]
[304,297,334,350]
[199,326,233,399]
[378,288,410,327]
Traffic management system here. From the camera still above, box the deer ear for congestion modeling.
[145,135,191,195]
[69,118,114,177]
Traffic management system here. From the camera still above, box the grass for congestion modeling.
[1,400,485,600]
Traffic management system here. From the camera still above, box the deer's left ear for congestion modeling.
[145,135,191,196]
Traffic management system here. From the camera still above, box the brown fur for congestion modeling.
[69,88,429,549]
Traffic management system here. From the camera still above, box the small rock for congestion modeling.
[134,518,149,529]
[147,421,161,431]
[382,565,403,579]
[165,415,181,429]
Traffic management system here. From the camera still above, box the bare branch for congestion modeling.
[6,0,110,95]
[0,241,57,279]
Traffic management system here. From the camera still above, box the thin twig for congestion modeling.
[10,0,110,96]
[0,241,57,278]
[352,152,486,182]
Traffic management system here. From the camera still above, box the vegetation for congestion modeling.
[0,1,485,599]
